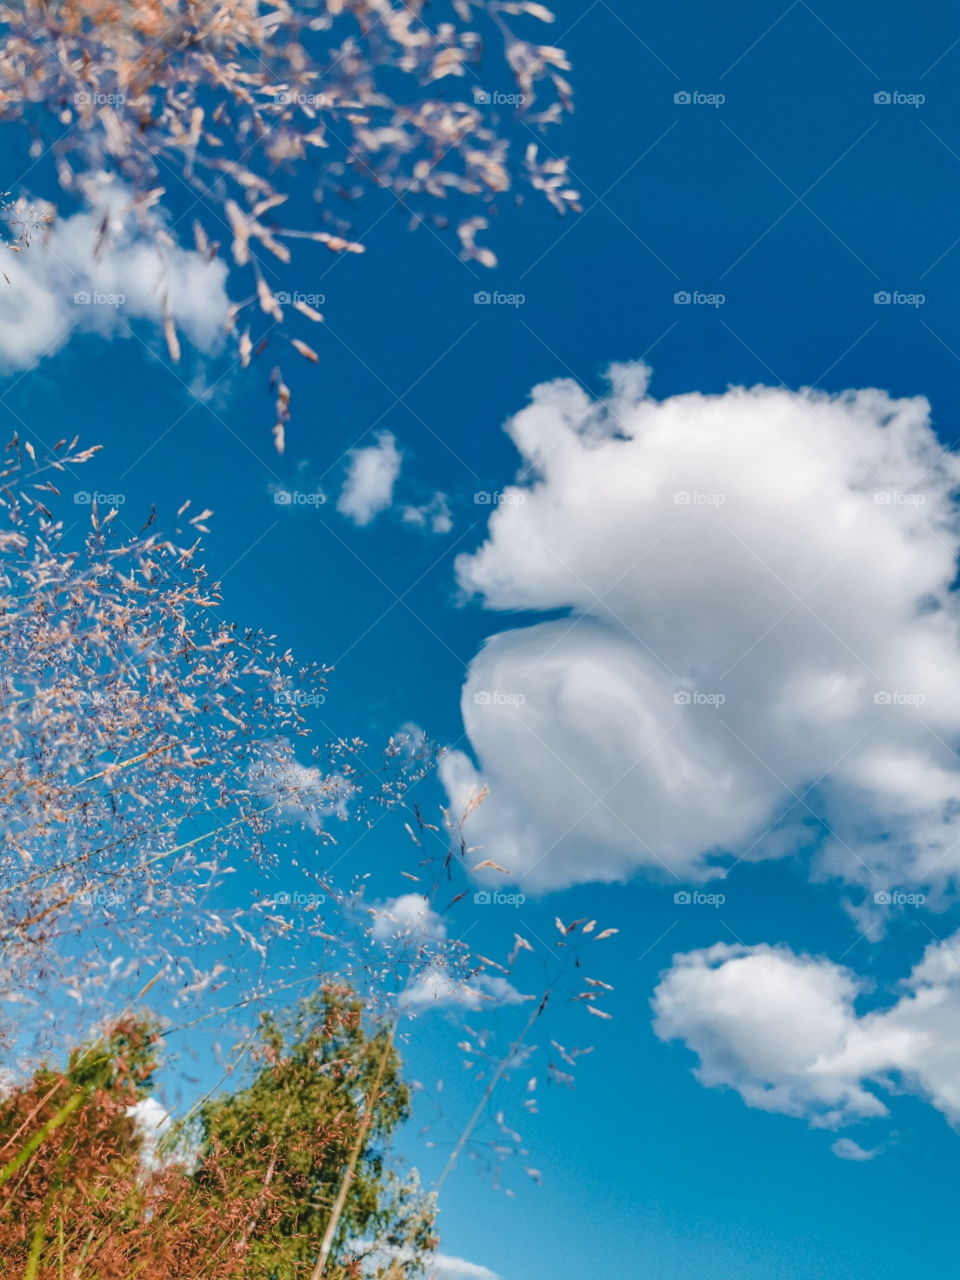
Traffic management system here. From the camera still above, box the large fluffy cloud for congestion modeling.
[652,933,960,1130]
[0,201,229,369]
[441,365,960,895]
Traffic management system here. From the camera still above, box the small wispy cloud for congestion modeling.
[351,1241,501,1280]
[249,743,353,832]
[401,960,529,1012]
[402,491,453,534]
[832,1138,879,1162]
[369,892,447,944]
[336,431,402,526]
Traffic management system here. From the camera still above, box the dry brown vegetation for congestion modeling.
[0,0,578,443]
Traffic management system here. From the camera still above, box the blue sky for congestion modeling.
[4,1,960,1277]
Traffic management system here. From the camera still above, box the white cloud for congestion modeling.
[351,1243,500,1280]
[831,1137,879,1161]
[337,431,402,526]
[367,895,527,1013]
[249,745,353,832]
[0,200,229,370]
[127,1095,173,1168]
[401,960,528,1012]
[369,893,447,943]
[403,491,453,534]
[441,364,960,896]
[652,933,960,1131]
[431,1255,502,1280]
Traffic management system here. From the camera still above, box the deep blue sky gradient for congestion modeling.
[4,1,960,1276]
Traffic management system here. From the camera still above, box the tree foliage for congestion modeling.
[0,987,436,1278]
[186,985,436,1277]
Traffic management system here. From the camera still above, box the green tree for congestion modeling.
[180,985,437,1278]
